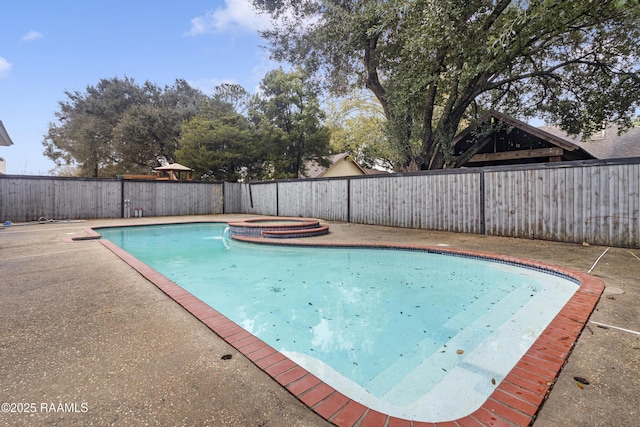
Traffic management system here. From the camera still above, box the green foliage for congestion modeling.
[43,77,205,177]
[254,0,640,169]
[43,72,332,180]
[325,91,394,170]
[175,98,264,182]
[250,68,331,178]
[212,83,252,116]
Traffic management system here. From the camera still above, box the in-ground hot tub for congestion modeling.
[227,217,329,238]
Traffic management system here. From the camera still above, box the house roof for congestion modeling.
[362,168,389,175]
[303,153,368,178]
[539,124,640,160]
[0,121,14,146]
[452,110,594,166]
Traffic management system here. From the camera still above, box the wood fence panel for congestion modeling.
[349,173,481,233]
[0,176,121,221]
[277,182,306,217]
[276,180,348,220]
[240,183,277,215]
[223,182,242,213]
[123,181,223,217]
[0,176,223,221]
[485,163,640,246]
[310,180,348,221]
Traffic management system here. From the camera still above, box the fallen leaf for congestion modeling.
[574,376,590,385]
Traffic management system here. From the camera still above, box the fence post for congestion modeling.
[347,178,351,223]
[120,178,125,218]
[479,171,486,235]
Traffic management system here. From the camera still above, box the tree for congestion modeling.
[43,77,204,177]
[176,97,264,182]
[44,77,143,176]
[325,91,394,170]
[212,83,252,116]
[253,0,640,170]
[250,68,331,178]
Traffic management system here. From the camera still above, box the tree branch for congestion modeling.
[483,56,605,93]
[421,84,438,144]
[363,35,388,115]
[481,0,514,32]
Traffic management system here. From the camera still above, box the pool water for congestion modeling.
[98,223,578,421]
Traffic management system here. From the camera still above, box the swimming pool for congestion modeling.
[96,222,592,423]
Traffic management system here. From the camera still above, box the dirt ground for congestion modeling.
[1,215,638,426]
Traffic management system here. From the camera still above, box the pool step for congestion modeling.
[262,225,330,238]
[366,281,539,402]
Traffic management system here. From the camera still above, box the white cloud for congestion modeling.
[186,0,271,35]
[21,30,44,42]
[188,77,238,95]
[0,57,12,78]
[251,51,281,83]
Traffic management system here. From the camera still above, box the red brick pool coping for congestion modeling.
[81,224,604,427]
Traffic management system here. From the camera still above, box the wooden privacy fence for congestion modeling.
[1,158,638,247]
[484,161,639,247]
[0,176,225,221]
[237,158,640,248]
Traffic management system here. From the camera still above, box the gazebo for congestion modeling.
[154,163,194,181]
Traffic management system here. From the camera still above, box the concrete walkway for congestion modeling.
[1,215,638,426]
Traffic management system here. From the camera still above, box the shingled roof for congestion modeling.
[539,124,640,160]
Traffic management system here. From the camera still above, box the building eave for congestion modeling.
[0,121,15,146]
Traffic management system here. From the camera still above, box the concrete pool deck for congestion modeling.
[1,215,638,426]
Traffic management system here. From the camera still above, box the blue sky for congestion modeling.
[0,1,274,175]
